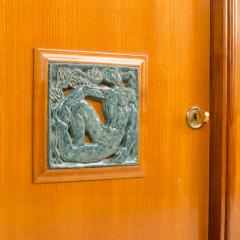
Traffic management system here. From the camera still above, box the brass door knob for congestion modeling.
[186,106,209,129]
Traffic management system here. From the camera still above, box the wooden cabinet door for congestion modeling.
[0,0,210,239]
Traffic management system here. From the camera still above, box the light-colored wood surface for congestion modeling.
[226,0,240,239]
[0,0,210,239]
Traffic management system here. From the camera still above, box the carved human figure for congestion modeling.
[52,68,138,164]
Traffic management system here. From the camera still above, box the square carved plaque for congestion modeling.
[33,49,146,183]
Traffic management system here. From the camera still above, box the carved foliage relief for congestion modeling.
[48,63,139,169]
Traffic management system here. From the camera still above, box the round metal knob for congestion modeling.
[186,106,209,129]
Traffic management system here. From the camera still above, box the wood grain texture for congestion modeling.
[225,0,240,239]
[209,1,228,240]
[0,0,210,239]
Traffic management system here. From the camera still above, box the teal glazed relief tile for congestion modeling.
[48,63,139,169]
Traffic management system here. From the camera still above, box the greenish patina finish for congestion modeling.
[48,63,139,169]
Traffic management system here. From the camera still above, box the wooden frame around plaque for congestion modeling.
[33,48,147,183]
